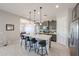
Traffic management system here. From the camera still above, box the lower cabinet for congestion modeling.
[50,34,56,42]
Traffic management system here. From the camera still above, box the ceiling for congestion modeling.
[0,3,76,22]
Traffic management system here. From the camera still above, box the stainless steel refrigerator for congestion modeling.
[69,19,79,56]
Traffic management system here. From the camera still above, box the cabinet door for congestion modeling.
[76,4,79,18]
[72,6,77,21]
[49,21,56,29]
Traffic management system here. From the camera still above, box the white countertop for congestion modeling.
[23,34,52,40]
[39,32,56,35]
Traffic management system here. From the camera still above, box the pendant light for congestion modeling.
[34,9,36,24]
[29,11,31,24]
[29,11,31,20]
[39,7,42,25]
[33,9,37,34]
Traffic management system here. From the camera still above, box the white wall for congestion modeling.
[56,9,72,47]
[0,10,20,46]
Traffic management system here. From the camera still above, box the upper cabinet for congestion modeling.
[72,3,79,21]
[72,6,77,20]
[49,20,56,30]
[40,20,56,33]
[76,4,79,18]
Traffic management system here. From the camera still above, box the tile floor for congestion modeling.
[0,41,70,56]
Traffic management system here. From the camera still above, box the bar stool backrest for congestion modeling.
[31,38,37,43]
[39,40,46,47]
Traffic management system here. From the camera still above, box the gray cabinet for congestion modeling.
[72,6,76,20]
[49,20,56,30]
[76,4,79,18]
[72,3,79,21]
[40,20,56,32]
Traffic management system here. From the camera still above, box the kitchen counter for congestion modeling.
[23,34,52,40]
[39,32,56,35]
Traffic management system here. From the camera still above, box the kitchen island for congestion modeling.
[39,32,57,48]
[23,34,52,53]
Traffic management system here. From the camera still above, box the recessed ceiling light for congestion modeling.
[37,12,40,14]
[56,5,59,8]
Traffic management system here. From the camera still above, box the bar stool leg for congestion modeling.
[45,47,48,55]
[21,40,22,46]
[41,47,43,56]
[25,40,27,49]
[37,45,39,54]
[29,43,31,52]
[34,44,36,52]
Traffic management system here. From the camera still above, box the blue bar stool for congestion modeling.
[37,40,48,56]
[20,34,26,46]
[25,36,31,49]
[29,38,37,52]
